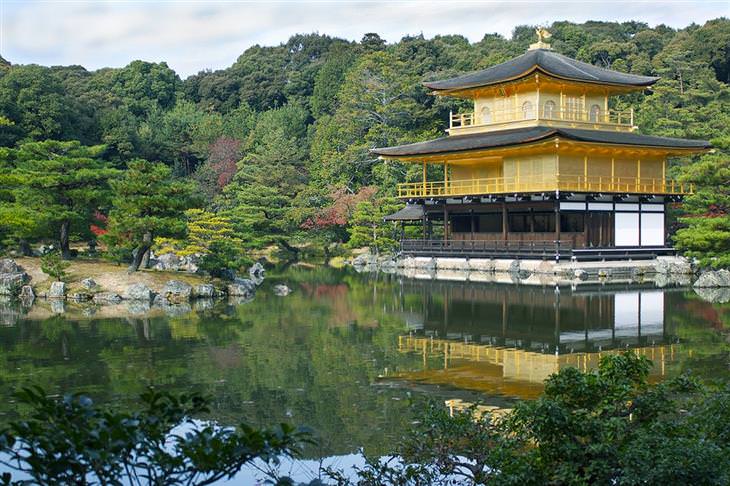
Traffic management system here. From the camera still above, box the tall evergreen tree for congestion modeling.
[106,159,199,271]
[0,140,118,258]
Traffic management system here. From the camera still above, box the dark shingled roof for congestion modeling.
[423,49,659,91]
[383,204,425,221]
[372,126,711,157]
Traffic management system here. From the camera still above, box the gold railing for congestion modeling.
[449,107,634,130]
[397,175,693,198]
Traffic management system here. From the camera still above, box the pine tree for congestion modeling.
[0,140,118,258]
[105,159,199,271]
[346,196,401,255]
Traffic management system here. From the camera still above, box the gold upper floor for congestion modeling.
[446,73,637,135]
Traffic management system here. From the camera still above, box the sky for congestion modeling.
[0,0,728,78]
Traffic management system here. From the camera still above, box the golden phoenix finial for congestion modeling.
[536,27,551,43]
[529,27,553,51]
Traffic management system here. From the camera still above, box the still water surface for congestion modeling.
[0,266,728,481]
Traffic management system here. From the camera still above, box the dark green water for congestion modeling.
[0,266,728,463]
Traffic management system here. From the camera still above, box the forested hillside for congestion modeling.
[1,19,729,267]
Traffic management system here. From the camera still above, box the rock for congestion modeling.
[693,287,730,304]
[93,292,122,304]
[48,281,66,300]
[228,278,256,298]
[161,280,193,303]
[123,283,154,301]
[154,253,182,271]
[654,257,694,275]
[694,269,730,288]
[573,269,588,281]
[0,259,30,296]
[153,253,200,273]
[68,292,92,302]
[352,253,377,267]
[18,285,35,301]
[273,284,292,296]
[193,284,215,298]
[508,260,531,280]
[0,258,22,274]
[249,262,265,285]
[80,277,98,290]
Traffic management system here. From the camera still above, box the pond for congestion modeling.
[0,265,728,482]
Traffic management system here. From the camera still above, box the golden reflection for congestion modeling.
[394,335,680,400]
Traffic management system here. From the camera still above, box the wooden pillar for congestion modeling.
[422,210,427,240]
[585,206,590,248]
[470,209,475,240]
[422,161,427,196]
[443,205,449,242]
[502,201,508,242]
[529,207,534,233]
[555,200,561,242]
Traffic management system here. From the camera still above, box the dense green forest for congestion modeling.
[0,19,729,268]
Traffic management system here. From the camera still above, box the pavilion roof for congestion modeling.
[423,49,659,92]
[372,126,711,158]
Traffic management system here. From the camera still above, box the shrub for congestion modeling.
[39,250,70,281]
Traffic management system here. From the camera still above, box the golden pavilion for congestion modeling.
[373,30,712,261]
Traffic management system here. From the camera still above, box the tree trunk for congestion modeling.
[128,231,152,272]
[60,221,71,260]
[19,240,32,256]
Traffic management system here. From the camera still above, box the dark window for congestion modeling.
[477,213,502,233]
[508,212,531,232]
[451,214,472,233]
[560,213,585,232]
[533,212,555,232]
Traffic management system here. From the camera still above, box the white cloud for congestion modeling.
[1,0,728,77]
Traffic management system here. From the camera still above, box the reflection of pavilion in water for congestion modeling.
[391,281,688,399]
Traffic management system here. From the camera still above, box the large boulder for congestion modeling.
[48,281,66,300]
[193,284,215,298]
[18,285,35,303]
[249,262,265,285]
[161,280,193,303]
[154,253,182,271]
[0,259,30,296]
[80,278,98,290]
[228,278,256,298]
[654,257,694,275]
[693,269,730,288]
[123,283,154,301]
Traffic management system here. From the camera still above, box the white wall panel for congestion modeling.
[615,213,639,246]
[640,213,664,246]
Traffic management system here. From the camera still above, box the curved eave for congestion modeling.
[424,66,659,96]
[372,128,711,161]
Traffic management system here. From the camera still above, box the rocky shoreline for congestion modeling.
[349,253,730,303]
[0,258,270,316]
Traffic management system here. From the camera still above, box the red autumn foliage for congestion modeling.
[301,186,377,230]
[90,211,108,236]
[208,137,241,190]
